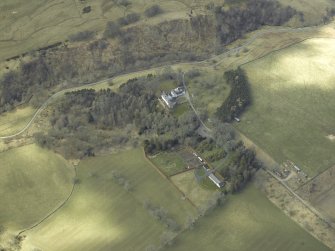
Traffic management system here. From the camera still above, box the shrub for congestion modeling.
[118,13,140,26]
[104,21,121,38]
[82,6,91,14]
[144,5,163,17]
[69,30,95,42]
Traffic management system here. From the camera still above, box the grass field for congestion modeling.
[150,151,188,176]
[0,106,35,137]
[23,148,196,251]
[237,38,335,177]
[0,144,73,231]
[164,184,331,251]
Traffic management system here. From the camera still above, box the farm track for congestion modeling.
[1,22,328,140]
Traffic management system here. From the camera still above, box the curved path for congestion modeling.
[0,22,330,139]
[181,72,212,133]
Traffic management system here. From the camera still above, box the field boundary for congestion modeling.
[295,165,335,192]
[240,36,335,68]
[17,166,77,237]
[169,168,194,178]
[143,148,198,209]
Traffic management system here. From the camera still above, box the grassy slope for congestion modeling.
[2,0,326,63]
[24,148,196,251]
[0,106,35,137]
[165,184,331,251]
[238,38,335,177]
[0,144,73,231]
[0,0,192,62]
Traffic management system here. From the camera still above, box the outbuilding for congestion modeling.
[208,173,225,188]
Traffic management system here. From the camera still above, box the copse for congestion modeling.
[215,0,296,45]
[144,5,163,17]
[118,13,140,26]
[216,68,251,122]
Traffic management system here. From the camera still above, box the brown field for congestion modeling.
[297,166,335,223]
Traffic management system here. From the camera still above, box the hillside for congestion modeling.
[1,1,335,251]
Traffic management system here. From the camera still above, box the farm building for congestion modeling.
[201,165,224,188]
[171,87,186,97]
[208,173,225,188]
[161,86,185,109]
[294,165,301,172]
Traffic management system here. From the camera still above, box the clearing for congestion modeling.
[238,38,335,177]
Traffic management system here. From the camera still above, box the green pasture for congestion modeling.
[23,148,196,251]
[165,184,331,251]
[238,38,335,177]
[0,144,73,231]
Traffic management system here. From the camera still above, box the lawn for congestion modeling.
[164,184,331,251]
[0,144,74,231]
[238,38,335,177]
[171,171,217,208]
[0,106,35,137]
[150,151,188,176]
[23,148,196,251]
[186,68,231,116]
[173,103,190,117]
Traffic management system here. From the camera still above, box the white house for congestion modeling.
[161,86,185,109]
[161,93,176,108]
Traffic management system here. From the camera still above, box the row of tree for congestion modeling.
[216,122,261,192]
